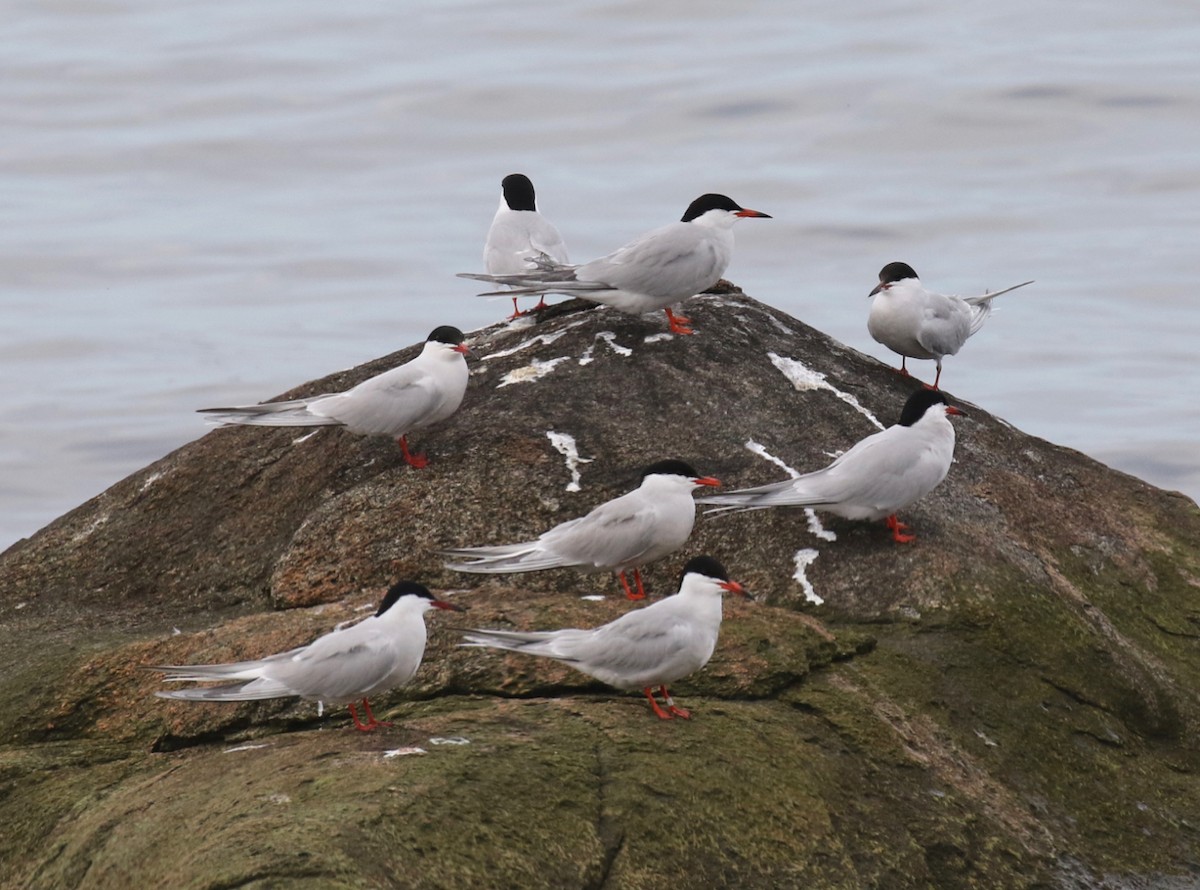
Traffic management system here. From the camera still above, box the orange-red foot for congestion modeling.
[361,698,393,728]
[664,308,694,336]
[660,686,691,719]
[348,702,377,732]
[398,435,429,469]
[885,514,916,544]
[618,571,646,601]
[643,687,673,720]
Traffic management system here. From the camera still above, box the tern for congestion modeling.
[699,389,964,543]
[483,173,570,317]
[460,193,770,335]
[153,581,465,731]
[868,261,1033,389]
[198,325,471,468]
[441,459,720,599]
[461,555,749,720]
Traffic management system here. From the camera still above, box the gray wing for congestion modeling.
[249,620,416,702]
[915,293,972,358]
[577,222,726,299]
[308,362,441,436]
[537,491,672,570]
[198,396,345,427]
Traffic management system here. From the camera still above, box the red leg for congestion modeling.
[885,514,916,544]
[642,687,673,720]
[660,686,691,719]
[931,364,943,390]
[633,568,647,600]
[398,435,429,469]
[507,296,524,319]
[618,570,645,601]
[533,296,548,311]
[347,701,375,732]
[664,308,694,336]
[361,698,392,728]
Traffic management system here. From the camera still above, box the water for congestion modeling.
[3,0,1198,551]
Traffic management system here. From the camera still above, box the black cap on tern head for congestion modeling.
[898,389,956,427]
[427,325,467,346]
[376,580,435,616]
[501,173,537,212]
[680,193,772,222]
[878,262,919,284]
[640,459,702,480]
[678,555,730,584]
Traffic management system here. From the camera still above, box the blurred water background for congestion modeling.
[3,0,1198,551]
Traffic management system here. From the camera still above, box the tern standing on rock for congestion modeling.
[198,325,471,468]
[868,261,1033,390]
[441,459,720,600]
[461,556,749,720]
[153,581,465,732]
[484,173,570,318]
[699,389,964,543]
[460,193,770,335]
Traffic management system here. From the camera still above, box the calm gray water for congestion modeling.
[3,0,1198,551]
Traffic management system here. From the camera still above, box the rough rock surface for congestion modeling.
[2,287,1198,889]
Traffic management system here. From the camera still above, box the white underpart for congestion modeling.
[744,440,836,541]
[578,331,633,365]
[768,353,884,430]
[792,548,823,605]
[498,356,570,387]
[546,430,593,492]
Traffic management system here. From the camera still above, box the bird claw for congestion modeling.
[398,436,429,469]
[885,515,917,544]
[665,308,695,336]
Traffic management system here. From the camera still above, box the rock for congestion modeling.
[1,287,1198,888]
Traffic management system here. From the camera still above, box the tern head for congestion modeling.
[870,261,920,296]
[500,173,537,212]
[640,459,721,489]
[425,325,472,356]
[898,389,966,427]
[376,580,465,616]
[681,193,772,225]
[678,555,750,598]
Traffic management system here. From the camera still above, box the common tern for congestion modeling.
[484,173,569,317]
[699,389,964,543]
[199,325,471,468]
[459,193,770,335]
[441,459,720,600]
[154,581,464,731]
[868,261,1034,389]
[461,555,748,720]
